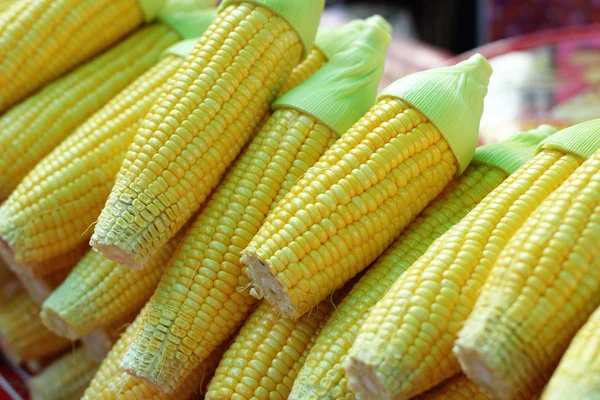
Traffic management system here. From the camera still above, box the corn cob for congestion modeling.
[28,347,100,400]
[415,374,541,400]
[455,120,600,400]
[0,0,165,111]
[289,126,555,400]
[42,229,186,340]
[242,54,490,320]
[0,24,180,201]
[82,303,226,400]
[0,10,217,268]
[344,125,593,400]
[542,306,600,400]
[120,20,390,393]
[91,0,324,269]
[205,300,332,400]
[0,292,72,363]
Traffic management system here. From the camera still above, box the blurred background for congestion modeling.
[322,0,600,144]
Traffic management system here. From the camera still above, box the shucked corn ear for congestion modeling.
[0,0,164,111]
[205,300,333,400]
[345,124,590,399]
[28,347,100,400]
[415,374,540,400]
[0,24,179,201]
[41,228,186,340]
[120,19,390,393]
[0,291,71,363]
[0,9,217,267]
[455,120,600,400]
[82,303,225,400]
[91,0,323,269]
[542,305,600,400]
[289,126,555,400]
[242,54,491,319]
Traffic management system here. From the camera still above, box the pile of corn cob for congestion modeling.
[0,0,599,399]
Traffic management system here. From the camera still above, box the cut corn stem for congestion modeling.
[455,148,600,400]
[28,347,100,400]
[91,1,310,268]
[290,162,507,400]
[82,303,225,400]
[0,55,183,268]
[42,230,184,340]
[0,292,72,363]
[542,306,600,400]
[0,24,179,201]
[205,300,333,400]
[344,149,583,399]
[0,0,150,111]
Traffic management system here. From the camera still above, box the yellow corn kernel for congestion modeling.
[42,230,184,340]
[28,347,100,400]
[91,1,308,269]
[290,163,507,400]
[0,55,183,267]
[121,109,338,392]
[243,98,458,319]
[0,292,72,363]
[0,24,179,201]
[0,0,17,13]
[415,374,540,400]
[344,150,583,400]
[279,46,327,96]
[542,306,600,400]
[82,304,225,400]
[205,300,333,400]
[0,0,150,111]
[455,150,600,400]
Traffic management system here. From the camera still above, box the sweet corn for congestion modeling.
[120,19,390,392]
[415,374,540,400]
[542,306,600,400]
[91,0,324,268]
[0,0,163,111]
[0,24,180,201]
[0,292,72,363]
[42,230,185,340]
[345,123,595,400]
[0,10,217,268]
[28,347,100,400]
[289,126,555,400]
[243,55,491,319]
[455,121,600,400]
[205,301,332,400]
[82,303,225,400]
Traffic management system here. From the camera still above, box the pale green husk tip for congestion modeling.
[138,0,167,22]
[315,15,392,60]
[273,15,391,135]
[219,0,324,59]
[158,7,216,39]
[379,53,493,175]
[538,119,600,159]
[473,124,557,175]
[162,38,200,58]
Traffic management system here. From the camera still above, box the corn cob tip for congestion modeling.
[344,357,390,400]
[379,53,492,174]
[120,357,171,394]
[219,0,324,59]
[89,240,142,269]
[39,309,80,341]
[241,253,298,318]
